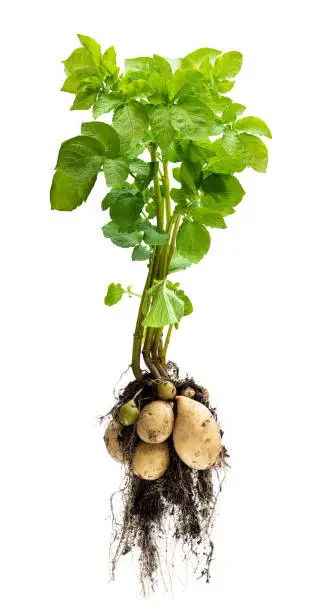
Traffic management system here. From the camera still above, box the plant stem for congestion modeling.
[158,163,173,280]
[131,152,178,379]
[131,255,155,379]
[167,214,181,270]
[151,327,168,377]
[162,324,173,364]
[163,162,172,225]
[142,327,160,378]
[126,289,141,298]
[151,147,164,232]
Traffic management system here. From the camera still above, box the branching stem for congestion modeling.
[131,148,179,379]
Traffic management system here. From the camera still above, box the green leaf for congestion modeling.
[50,171,82,211]
[132,245,152,261]
[169,69,204,99]
[171,96,214,140]
[102,46,116,74]
[92,92,121,119]
[150,105,175,150]
[121,79,152,98]
[50,170,96,211]
[109,189,144,230]
[104,282,124,306]
[102,221,142,248]
[202,174,245,207]
[129,159,153,190]
[234,116,272,138]
[214,79,235,93]
[78,34,101,66]
[222,130,243,157]
[207,138,246,173]
[81,121,120,158]
[129,159,151,178]
[153,54,172,78]
[201,89,232,113]
[63,47,96,75]
[190,206,227,228]
[240,133,268,172]
[170,188,188,206]
[103,157,129,186]
[187,140,216,163]
[172,167,181,182]
[139,221,169,246]
[173,286,193,316]
[61,68,99,93]
[125,57,153,73]
[70,90,98,110]
[113,102,149,150]
[101,192,111,211]
[143,281,184,327]
[200,194,234,216]
[183,47,221,68]
[101,185,137,208]
[168,252,192,273]
[180,161,202,192]
[222,102,246,123]
[214,51,243,79]
[56,136,104,182]
[176,219,210,263]
[147,72,169,103]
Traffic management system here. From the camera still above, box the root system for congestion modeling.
[103,363,228,594]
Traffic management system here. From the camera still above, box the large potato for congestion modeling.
[137,400,174,444]
[173,396,221,470]
[132,440,169,480]
[104,421,124,463]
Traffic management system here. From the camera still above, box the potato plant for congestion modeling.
[50,35,271,593]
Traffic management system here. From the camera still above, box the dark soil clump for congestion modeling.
[103,363,228,594]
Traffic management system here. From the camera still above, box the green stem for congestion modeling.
[163,162,172,224]
[167,215,181,270]
[151,328,168,377]
[158,163,173,281]
[139,146,166,377]
[126,289,141,298]
[131,256,155,379]
[162,324,173,364]
[151,147,164,233]
[142,327,160,378]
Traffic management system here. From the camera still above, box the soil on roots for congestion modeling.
[103,362,228,594]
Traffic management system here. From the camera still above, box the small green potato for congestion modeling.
[157,380,176,401]
[120,399,140,426]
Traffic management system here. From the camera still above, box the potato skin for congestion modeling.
[181,387,196,398]
[104,421,124,463]
[173,396,221,470]
[137,400,174,444]
[157,381,176,401]
[132,440,170,480]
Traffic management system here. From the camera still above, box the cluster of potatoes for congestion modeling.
[104,381,222,480]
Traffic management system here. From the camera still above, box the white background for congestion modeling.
[1,0,325,610]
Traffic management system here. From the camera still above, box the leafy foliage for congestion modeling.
[51,36,271,370]
[104,283,124,306]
